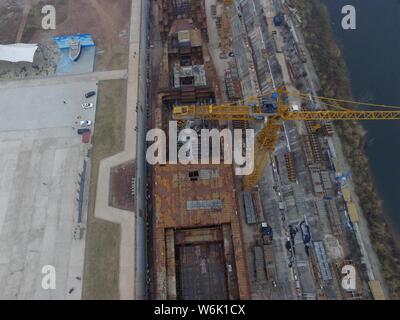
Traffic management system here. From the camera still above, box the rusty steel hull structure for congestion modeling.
[158,0,208,41]
[150,1,250,299]
[153,165,250,299]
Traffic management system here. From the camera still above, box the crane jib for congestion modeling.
[281,111,400,120]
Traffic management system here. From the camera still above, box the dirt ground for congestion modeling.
[109,160,135,211]
[0,1,24,44]
[0,0,131,71]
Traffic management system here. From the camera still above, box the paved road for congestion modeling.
[0,70,128,89]
[134,0,150,300]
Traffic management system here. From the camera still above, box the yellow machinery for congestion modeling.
[309,123,322,133]
[173,88,400,190]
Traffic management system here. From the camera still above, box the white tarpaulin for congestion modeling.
[0,43,38,63]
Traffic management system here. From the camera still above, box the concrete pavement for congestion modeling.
[0,70,128,89]
[0,81,97,300]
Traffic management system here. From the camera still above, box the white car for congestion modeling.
[82,103,94,109]
[80,120,92,127]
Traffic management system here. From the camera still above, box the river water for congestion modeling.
[321,0,400,233]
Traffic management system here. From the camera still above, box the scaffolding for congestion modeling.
[173,64,207,88]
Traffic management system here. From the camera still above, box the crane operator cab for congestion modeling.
[173,106,189,117]
[261,92,279,114]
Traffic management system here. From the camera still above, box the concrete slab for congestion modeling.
[0,81,96,299]
[0,82,97,131]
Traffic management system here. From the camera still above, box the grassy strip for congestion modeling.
[95,43,129,72]
[291,0,400,299]
[82,80,127,300]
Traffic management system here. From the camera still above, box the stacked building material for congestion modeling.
[243,192,257,225]
[302,134,322,164]
[225,61,242,101]
[254,246,267,284]
[284,151,296,182]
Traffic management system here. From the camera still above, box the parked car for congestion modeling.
[77,128,91,135]
[300,221,311,245]
[260,222,273,245]
[80,120,92,127]
[82,131,91,144]
[82,103,94,109]
[85,91,96,98]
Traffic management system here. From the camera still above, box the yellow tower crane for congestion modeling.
[172,88,400,190]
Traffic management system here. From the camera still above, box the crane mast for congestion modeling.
[243,116,280,189]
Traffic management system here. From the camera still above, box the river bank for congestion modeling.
[291,0,400,299]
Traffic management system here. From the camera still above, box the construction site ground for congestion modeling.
[0,0,24,44]
[0,0,390,301]
[204,0,230,101]
[148,0,389,301]
[109,160,136,211]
